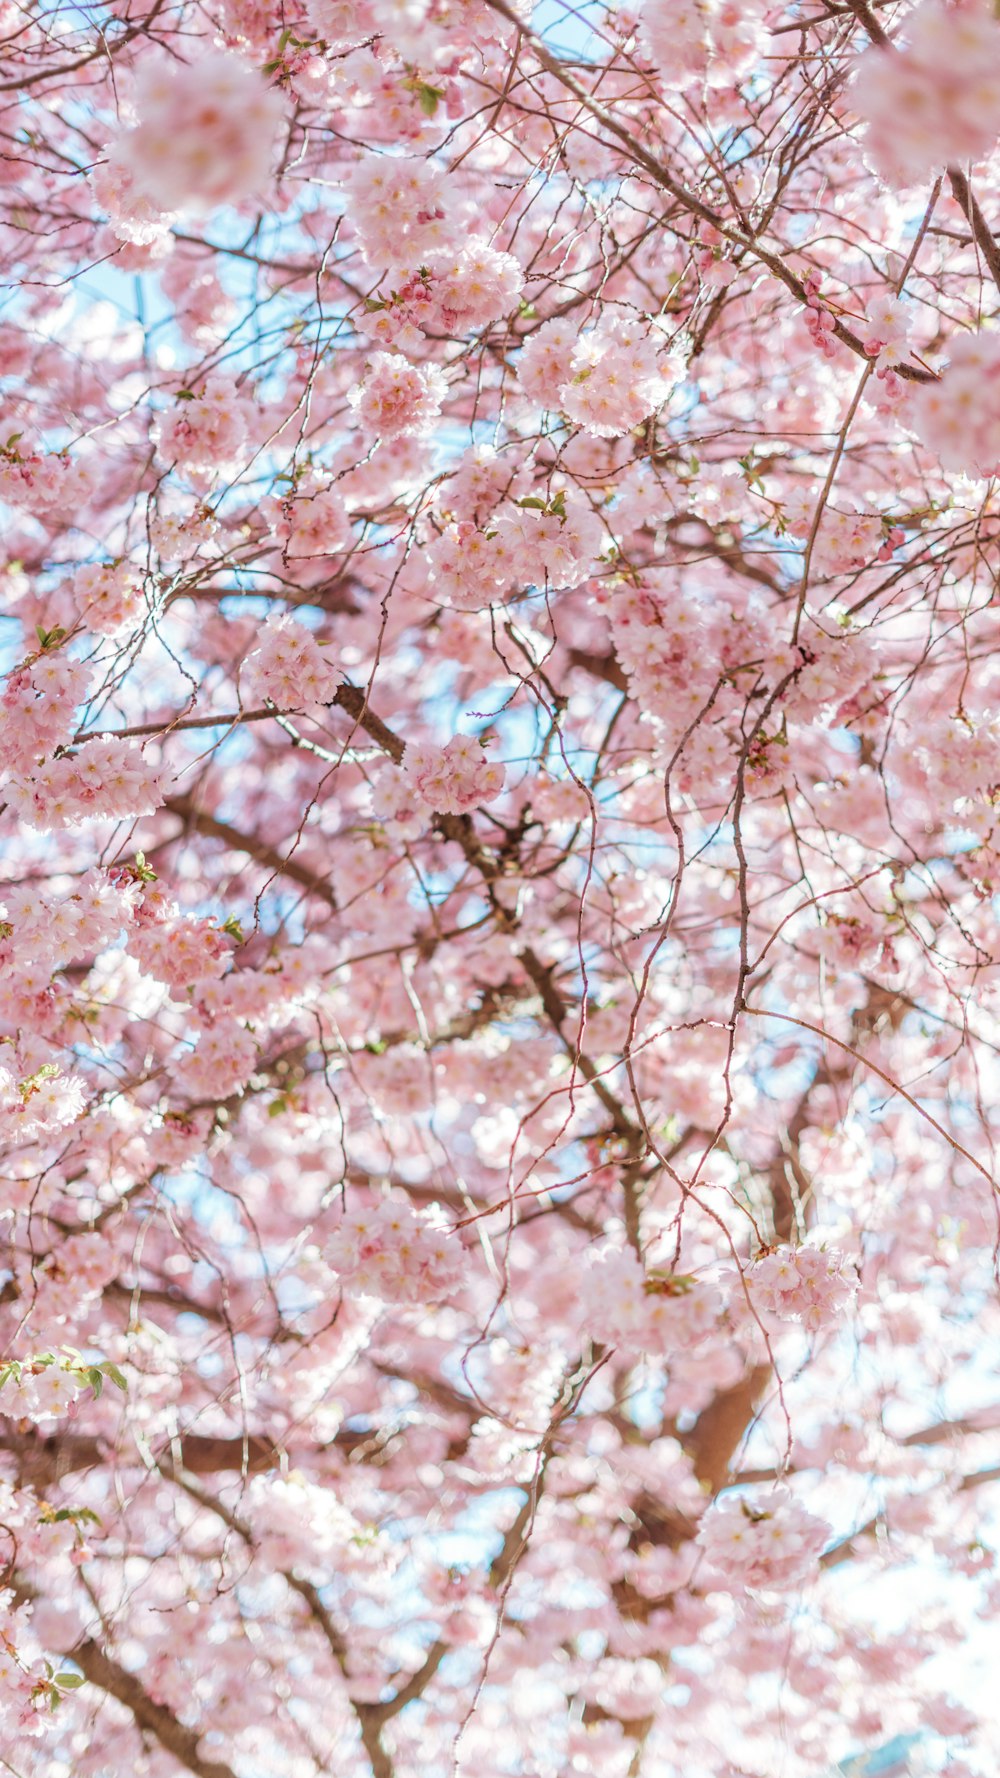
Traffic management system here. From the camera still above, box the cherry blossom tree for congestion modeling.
[2,0,1000,1773]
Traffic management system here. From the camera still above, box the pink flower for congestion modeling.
[281,488,353,559]
[70,561,145,635]
[402,735,505,813]
[326,1195,464,1306]
[695,1487,831,1591]
[130,894,234,991]
[426,522,508,610]
[174,1020,259,1098]
[341,157,453,269]
[350,353,447,438]
[157,380,250,476]
[910,330,1000,476]
[518,317,579,407]
[241,615,340,707]
[852,0,1000,186]
[640,0,769,91]
[750,1244,857,1332]
[433,242,524,330]
[0,653,92,774]
[561,317,682,438]
[91,138,175,244]
[5,740,164,830]
[584,1247,723,1358]
[121,51,286,212]
[2,1364,82,1422]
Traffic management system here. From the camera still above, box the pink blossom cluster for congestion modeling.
[0,1361,83,1423]
[276,488,353,560]
[900,711,1000,815]
[425,521,512,609]
[401,735,506,814]
[445,445,516,520]
[129,888,235,993]
[118,51,286,213]
[803,273,837,360]
[146,500,219,567]
[91,139,175,246]
[426,494,603,605]
[350,352,447,438]
[517,317,581,407]
[750,1244,857,1332]
[241,616,341,708]
[305,0,377,50]
[640,0,770,91]
[434,241,524,329]
[584,1247,723,1358]
[4,739,164,831]
[173,1019,260,1099]
[157,380,251,477]
[519,314,682,436]
[695,1487,831,1591]
[911,331,1000,477]
[863,293,914,371]
[602,580,714,736]
[780,492,885,575]
[69,561,146,635]
[197,934,329,1028]
[370,769,437,841]
[0,869,137,982]
[0,446,94,519]
[325,1196,464,1305]
[852,0,1000,186]
[341,156,454,269]
[493,497,605,590]
[814,910,897,977]
[0,1063,85,1144]
[695,225,740,290]
[0,652,91,773]
[360,243,524,348]
[20,1233,119,1325]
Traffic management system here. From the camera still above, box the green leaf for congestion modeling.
[418,83,445,116]
[35,623,66,650]
[54,1673,86,1690]
[101,1363,128,1393]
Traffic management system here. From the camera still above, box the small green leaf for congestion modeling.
[101,1363,128,1393]
[54,1673,86,1690]
[418,83,445,116]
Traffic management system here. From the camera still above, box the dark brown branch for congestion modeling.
[162,796,338,909]
[69,1638,241,1778]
